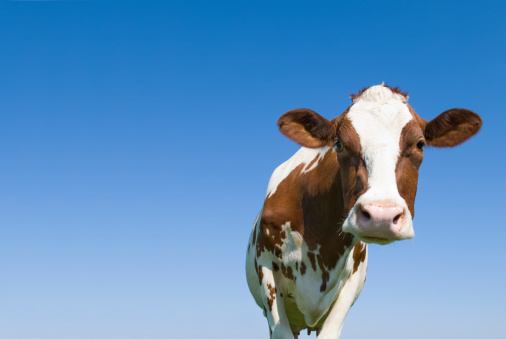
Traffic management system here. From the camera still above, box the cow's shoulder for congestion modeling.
[266,146,332,199]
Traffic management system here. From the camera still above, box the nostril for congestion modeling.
[359,204,371,221]
[392,213,402,224]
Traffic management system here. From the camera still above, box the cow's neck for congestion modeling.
[299,147,356,271]
[260,147,356,271]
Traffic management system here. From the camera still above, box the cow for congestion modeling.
[245,84,482,339]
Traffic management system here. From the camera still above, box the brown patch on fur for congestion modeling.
[259,148,353,273]
[424,108,482,147]
[256,207,289,259]
[272,262,279,272]
[396,156,419,217]
[279,122,327,148]
[281,263,296,281]
[320,271,330,292]
[336,115,362,155]
[300,262,307,275]
[300,150,355,270]
[295,262,299,271]
[336,149,368,210]
[334,115,370,211]
[258,265,264,285]
[352,242,366,274]
[267,283,276,311]
[396,120,425,216]
[278,108,336,148]
[406,103,428,129]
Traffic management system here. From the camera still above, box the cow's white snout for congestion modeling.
[343,198,414,245]
[357,202,406,237]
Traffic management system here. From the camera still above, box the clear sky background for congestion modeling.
[1,1,505,338]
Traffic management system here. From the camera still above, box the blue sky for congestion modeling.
[0,1,505,338]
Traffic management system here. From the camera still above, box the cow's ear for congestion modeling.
[278,108,336,148]
[424,108,482,147]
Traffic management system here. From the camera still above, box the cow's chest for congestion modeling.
[273,227,357,328]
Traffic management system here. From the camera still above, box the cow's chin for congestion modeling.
[354,235,396,245]
[343,226,415,245]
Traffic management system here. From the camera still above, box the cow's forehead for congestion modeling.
[346,85,413,147]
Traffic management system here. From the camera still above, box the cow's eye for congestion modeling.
[334,140,344,151]
[416,141,425,150]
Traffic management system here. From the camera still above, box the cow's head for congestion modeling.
[278,84,482,244]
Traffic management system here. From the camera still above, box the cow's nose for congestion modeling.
[357,202,405,235]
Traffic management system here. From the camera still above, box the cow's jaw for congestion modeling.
[342,85,415,244]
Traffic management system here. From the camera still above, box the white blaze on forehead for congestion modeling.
[348,85,412,204]
[352,84,408,104]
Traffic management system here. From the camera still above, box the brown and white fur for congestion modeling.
[246,84,482,339]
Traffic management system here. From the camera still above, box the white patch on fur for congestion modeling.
[246,217,366,336]
[278,225,358,328]
[318,243,368,339]
[266,146,330,198]
[259,266,293,337]
[245,209,264,307]
[294,241,359,328]
[278,222,303,264]
[352,83,408,104]
[344,84,414,239]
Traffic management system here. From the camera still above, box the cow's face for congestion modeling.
[278,85,482,245]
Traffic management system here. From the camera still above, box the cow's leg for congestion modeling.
[317,250,368,339]
[259,265,293,339]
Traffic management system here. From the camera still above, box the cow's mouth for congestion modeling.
[355,234,396,245]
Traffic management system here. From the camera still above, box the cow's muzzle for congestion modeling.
[343,201,414,245]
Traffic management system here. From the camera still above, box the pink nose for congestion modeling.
[357,202,406,238]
